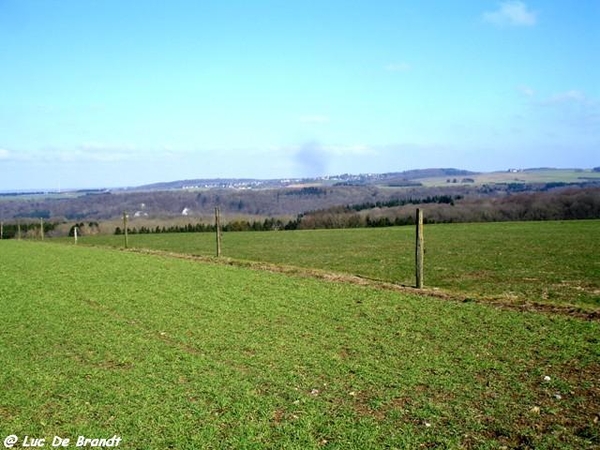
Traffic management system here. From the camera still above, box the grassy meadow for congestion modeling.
[0,240,598,448]
[416,168,600,186]
[64,220,600,310]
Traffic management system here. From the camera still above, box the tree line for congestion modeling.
[110,188,600,235]
[347,194,461,211]
[0,221,57,239]
[295,187,600,229]
[114,217,291,235]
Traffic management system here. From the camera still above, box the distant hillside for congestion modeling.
[381,168,479,187]
[133,168,480,191]
[1,168,599,222]
[135,178,280,191]
[387,168,478,180]
[130,168,600,192]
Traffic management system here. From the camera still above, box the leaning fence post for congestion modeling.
[215,207,222,257]
[415,208,424,288]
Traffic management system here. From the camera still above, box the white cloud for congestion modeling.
[2,143,152,165]
[325,144,375,156]
[543,90,588,105]
[0,149,35,162]
[68,142,146,162]
[78,142,138,154]
[299,115,330,124]
[0,144,195,167]
[43,151,112,163]
[517,88,596,108]
[385,62,412,73]
[75,142,139,162]
[517,85,535,97]
[483,1,537,27]
[530,90,600,133]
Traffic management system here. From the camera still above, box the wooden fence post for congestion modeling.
[74,226,78,245]
[17,222,21,240]
[215,207,222,257]
[0,221,3,240]
[415,208,424,289]
[123,212,129,249]
[40,218,44,240]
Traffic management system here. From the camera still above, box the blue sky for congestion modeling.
[1,1,598,190]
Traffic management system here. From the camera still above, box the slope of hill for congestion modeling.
[0,168,598,222]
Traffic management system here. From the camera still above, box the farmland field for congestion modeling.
[64,220,600,310]
[0,241,598,448]
[416,168,600,186]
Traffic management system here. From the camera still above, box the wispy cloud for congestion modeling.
[542,90,589,105]
[299,115,330,124]
[77,142,136,153]
[385,62,412,73]
[325,144,375,156]
[483,1,537,27]
[77,142,145,161]
[517,87,595,106]
[517,85,535,97]
[529,89,600,131]
[33,143,142,163]
[0,149,35,162]
[53,151,130,163]
[0,143,155,165]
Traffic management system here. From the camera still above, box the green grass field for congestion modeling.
[1,241,598,448]
[65,220,600,310]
